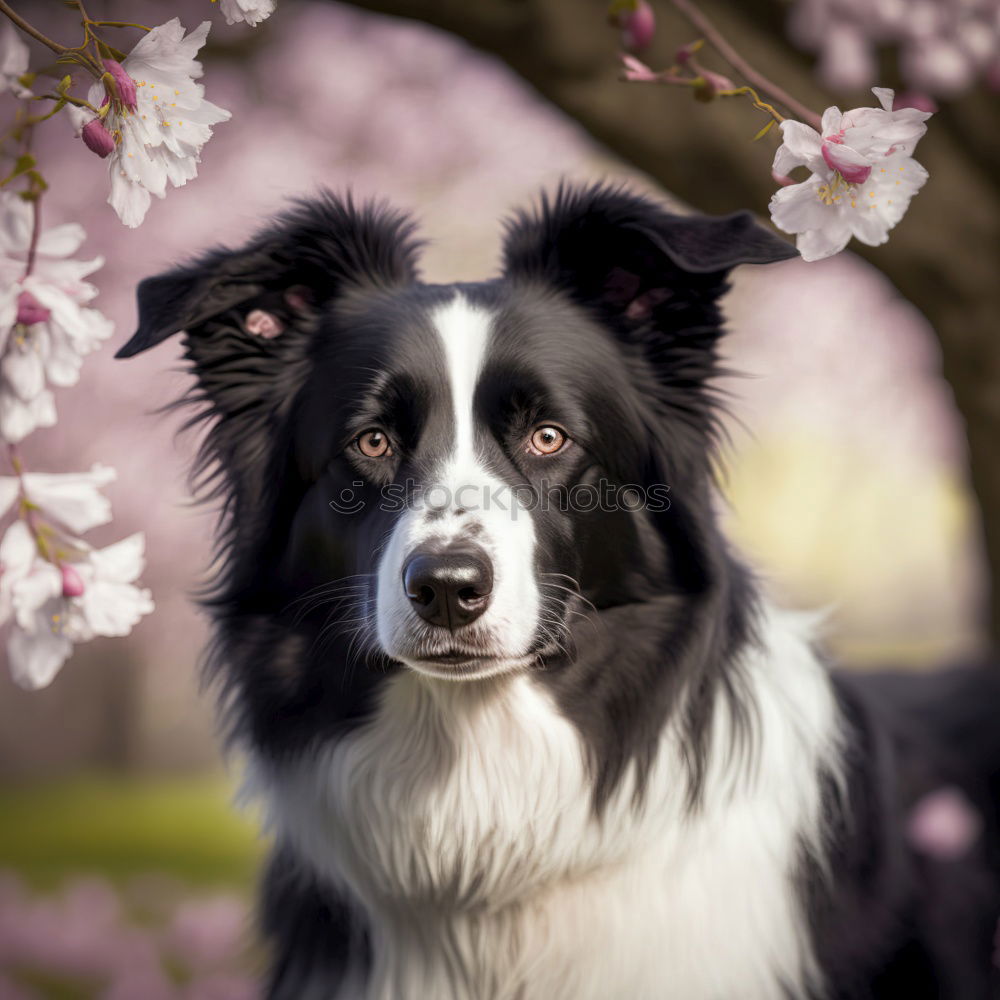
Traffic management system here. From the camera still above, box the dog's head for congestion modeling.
[121,184,795,752]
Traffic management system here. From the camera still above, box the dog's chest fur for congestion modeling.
[254,610,840,1000]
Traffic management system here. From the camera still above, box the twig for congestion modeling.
[25,194,41,277]
[668,0,822,130]
[89,20,151,32]
[0,1,69,56]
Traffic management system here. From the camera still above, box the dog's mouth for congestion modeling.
[420,650,484,665]
[398,628,567,680]
[406,650,536,681]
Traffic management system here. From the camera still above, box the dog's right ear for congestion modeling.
[116,191,421,359]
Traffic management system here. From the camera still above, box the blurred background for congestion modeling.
[0,0,997,996]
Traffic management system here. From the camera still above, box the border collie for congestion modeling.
[119,184,1000,999]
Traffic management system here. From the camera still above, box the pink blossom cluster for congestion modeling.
[0,874,257,999]
[789,0,1000,98]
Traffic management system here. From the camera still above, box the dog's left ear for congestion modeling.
[115,193,422,514]
[116,191,421,359]
[501,183,796,323]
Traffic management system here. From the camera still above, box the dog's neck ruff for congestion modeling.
[248,605,842,1000]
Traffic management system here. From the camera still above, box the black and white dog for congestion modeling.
[119,185,1000,999]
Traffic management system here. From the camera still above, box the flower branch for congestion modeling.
[0,1,73,57]
[621,50,787,128]
[0,0,277,689]
[609,1,935,263]
[665,0,822,129]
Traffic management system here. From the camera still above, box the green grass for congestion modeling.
[0,774,263,889]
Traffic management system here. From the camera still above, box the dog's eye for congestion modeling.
[356,429,393,458]
[527,425,568,456]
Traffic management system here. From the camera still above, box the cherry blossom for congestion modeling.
[0,194,114,440]
[219,0,277,28]
[87,19,231,228]
[768,88,932,261]
[0,465,152,690]
[2,526,153,689]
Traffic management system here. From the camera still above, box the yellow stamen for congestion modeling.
[815,173,853,206]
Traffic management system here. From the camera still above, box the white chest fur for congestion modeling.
[251,609,841,1000]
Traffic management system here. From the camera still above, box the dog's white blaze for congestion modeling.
[251,606,842,1000]
[375,294,540,674]
[437,293,486,461]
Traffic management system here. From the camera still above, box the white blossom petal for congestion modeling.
[79,579,154,637]
[219,0,276,27]
[0,476,19,521]
[769,177,835,234]
[20,465,117,534]
[796,224,853,262]
[85,532,146,584]
[0,519,34,625]
[35,223,87,259]
[8,618,73,690]
[0,386,56,443]
[0,22,31,98]
[76,533,154,637]
[819,105,843,136]
[871,87,895,112]
[11,561,62,631]
[0,194,33,256]
[773,120,826,176]
[1,343,46,401]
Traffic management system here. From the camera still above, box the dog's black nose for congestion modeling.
[402,546,493,629]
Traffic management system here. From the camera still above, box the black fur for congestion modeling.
[123,184,1000,998]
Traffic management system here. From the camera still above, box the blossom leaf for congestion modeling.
[753,119,776,141]
[96,39,128,63]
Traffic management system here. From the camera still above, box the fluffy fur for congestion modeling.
[121,184,1000,999]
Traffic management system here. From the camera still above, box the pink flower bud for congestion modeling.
[675,41,703,66]
[618,0,656,53]
[102,59,137,112]
[821,140,872,185]
[60,563,85,598]
[692,70,736,102]
[620,54,659,82]
[81,118,116,159]
[16,290,50,326]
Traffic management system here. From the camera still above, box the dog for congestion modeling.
[119,184,1000,999]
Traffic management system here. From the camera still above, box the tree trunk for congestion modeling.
[344,0,1000,646]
